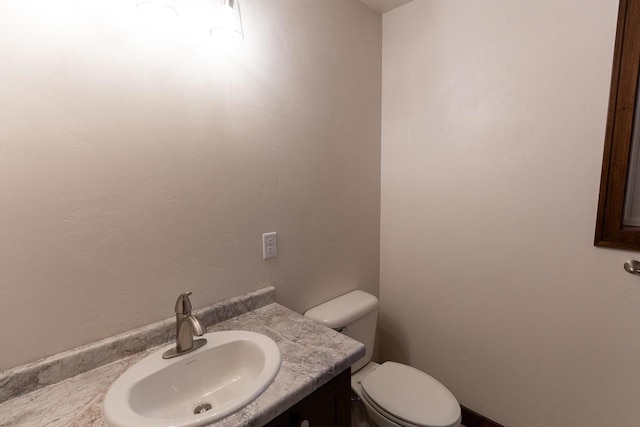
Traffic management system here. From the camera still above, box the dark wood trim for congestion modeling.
[595,0,640,250]
[461,405,505,427]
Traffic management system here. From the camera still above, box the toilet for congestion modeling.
[305,290,461,427]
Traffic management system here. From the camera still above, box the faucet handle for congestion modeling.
[175,291,193,315]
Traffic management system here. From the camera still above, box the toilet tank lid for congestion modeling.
[304,290,378,329]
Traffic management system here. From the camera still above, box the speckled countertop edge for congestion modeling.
[0,291,365,427]
[0,286,276,404]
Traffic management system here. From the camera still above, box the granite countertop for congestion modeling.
[0,289,365,427]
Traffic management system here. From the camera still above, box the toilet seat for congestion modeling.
[360,362,461,427]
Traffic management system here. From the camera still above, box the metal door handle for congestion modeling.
[624,260,640,275]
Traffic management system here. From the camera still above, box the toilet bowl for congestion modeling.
[305,291,461,427]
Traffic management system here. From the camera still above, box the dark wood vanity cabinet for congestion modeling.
[264,369,351,427]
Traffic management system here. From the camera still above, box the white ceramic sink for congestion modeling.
[102,330,281,427]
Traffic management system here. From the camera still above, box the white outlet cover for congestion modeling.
[262,232,277,260]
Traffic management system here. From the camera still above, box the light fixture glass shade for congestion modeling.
[136,0,179,19]
[210,0,244,42]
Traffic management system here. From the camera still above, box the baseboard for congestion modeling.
[461,405,504,427]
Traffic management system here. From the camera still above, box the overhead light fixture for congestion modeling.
[136,0,179,20]
[210,0,244,42]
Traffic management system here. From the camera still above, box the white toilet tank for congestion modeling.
[304,290,378,372]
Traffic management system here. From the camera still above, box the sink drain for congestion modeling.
[194,403,213,414]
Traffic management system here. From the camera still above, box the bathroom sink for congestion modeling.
[102,330,281,427]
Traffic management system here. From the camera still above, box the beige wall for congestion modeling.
[380,1,639,426]
[0,0,381,371]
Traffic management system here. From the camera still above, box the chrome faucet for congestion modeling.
[162,292,207,359]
